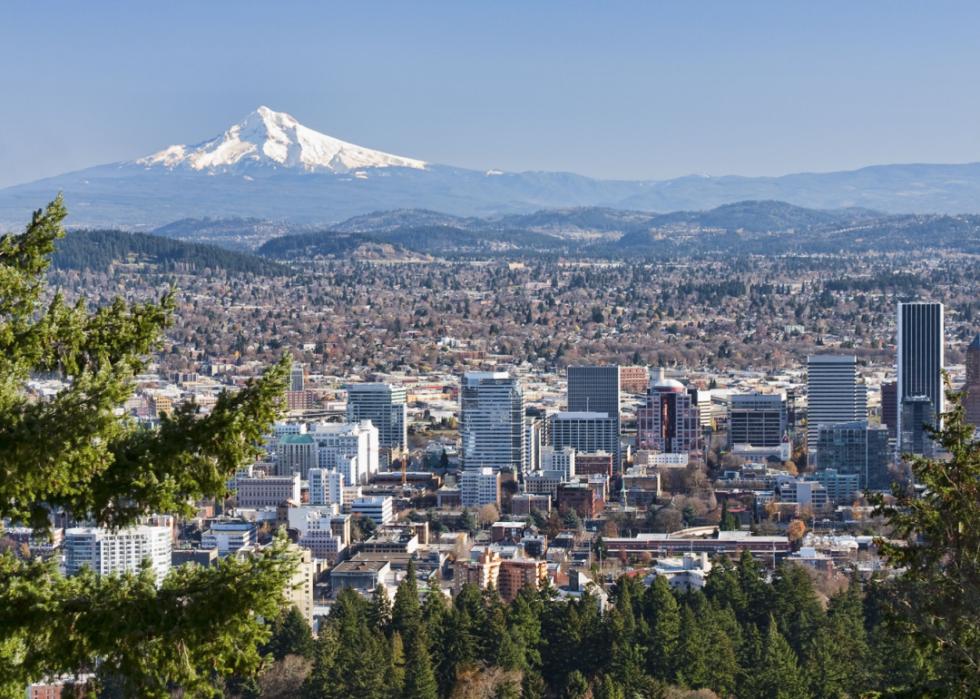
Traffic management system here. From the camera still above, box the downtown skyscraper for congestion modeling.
[806,355,867,452]
[896,302,944,452]
[346,383,408,455]
[460,372,526,474]
[566,365,621,464]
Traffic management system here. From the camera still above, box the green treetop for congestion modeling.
[0,199,295,697]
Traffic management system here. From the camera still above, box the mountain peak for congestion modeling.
[135,106,426,174]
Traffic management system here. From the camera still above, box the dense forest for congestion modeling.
[255,556,928,699]
[53,229,290,276]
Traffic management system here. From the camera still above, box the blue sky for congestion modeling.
[1,1,979,188]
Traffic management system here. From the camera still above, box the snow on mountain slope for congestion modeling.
[135,106,427,174]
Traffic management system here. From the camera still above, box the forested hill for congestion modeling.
[52,229,290,276]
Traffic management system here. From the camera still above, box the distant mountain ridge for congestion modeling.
[255,200,980,259]
[3,106,980,227]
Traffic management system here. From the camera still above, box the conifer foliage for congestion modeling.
[0,199,296,697]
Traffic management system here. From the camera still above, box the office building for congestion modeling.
[881,381,898,439]
[965,333,980,430]
[620,365,650,394]
[549,411,618,459]
[636,371,700,454]
[351,496,394,525]
[815,421,891,490]
[901,396,937,457]
[275,434,317,478]
[346,383,408,458]
[64,524,172,581]
[460,467,502,508]
[290,364,306,392]
[806,355,867,450]
[540,445,576,480]
[524,470,565,498]
[897,302,944,451]
[728,393,786,448]
[309,420,379,485]
[567,365,621,461]
[460,372,525,473]
[809,469,862,505]
[201,521,257,557]
[308,468,344,506]
[235,472,301,508]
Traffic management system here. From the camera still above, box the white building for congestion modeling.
[201,521,257,557]
[541,446,576,480]
[309,468,344,506]
[460,466,501,508]
[309,420,379,485]
[351,496,394,525]
[460,372,525,473]
[64,524,172,582]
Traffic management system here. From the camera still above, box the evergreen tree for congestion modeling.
[389,632,406,695]
[263,606,314,660]
[870,383,980,696]
[403,628,438,699]
[673,605,710,689]
[750,617,808,699]
[643,576,680,680]
[0,199,295,696]
[369,583,393,634]
[392,559,421,641]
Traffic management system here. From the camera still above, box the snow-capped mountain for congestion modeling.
[2,105,980,228]
[135,106,427,174]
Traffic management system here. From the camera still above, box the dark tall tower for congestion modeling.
[965,333,980,430]
[567,365,621,463]
[896,302,944,452]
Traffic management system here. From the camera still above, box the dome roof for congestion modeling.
[653,378,686,392]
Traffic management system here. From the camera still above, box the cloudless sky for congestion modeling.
[1,1,979,188]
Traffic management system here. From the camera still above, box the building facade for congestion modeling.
[965,334,980,430]
[636,373,700,454]
[460,466,502,508]
[460,372,525,473]
[728,393,786,448]
[815,421,891,490]
[346,382,408,457]
[549,411,619,461]
[64,524,172,581]
[806,355,867,450]
[897,302,944,451]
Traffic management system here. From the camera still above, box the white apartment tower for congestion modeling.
[460,372,525,473]
[64,524,172,582]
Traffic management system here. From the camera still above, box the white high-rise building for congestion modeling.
[897,302,944,452]
[64,524,172,582]
[460,467,501,508]
[806,355,867,451]
[540,445,576,480]
[309,468,344,506]
[308,420,379,485]
[460,372,525,473]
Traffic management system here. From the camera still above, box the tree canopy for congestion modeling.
[0,198,296,697]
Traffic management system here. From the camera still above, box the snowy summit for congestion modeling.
[135,106,427,174]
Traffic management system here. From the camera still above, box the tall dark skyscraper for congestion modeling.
[965,333,980,430]
[897,302,944,452]
[567,365,621,463]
